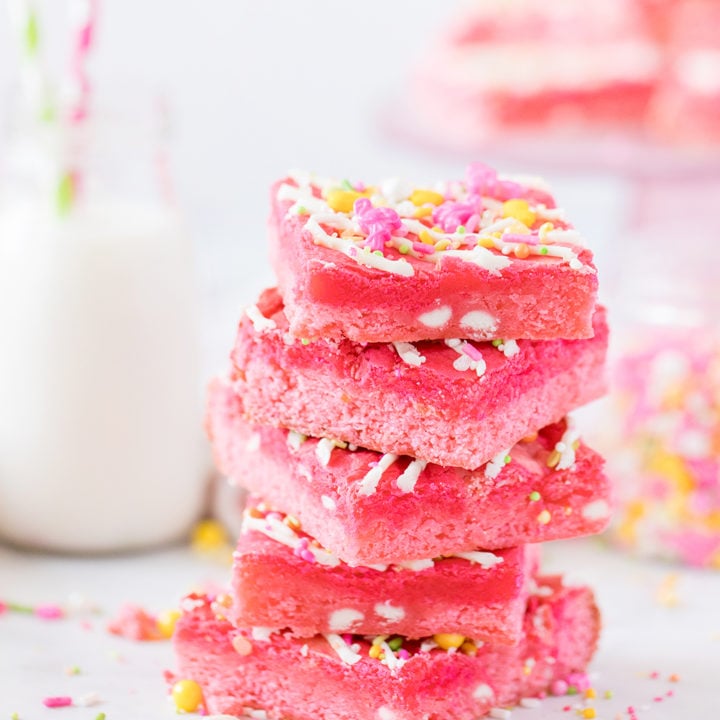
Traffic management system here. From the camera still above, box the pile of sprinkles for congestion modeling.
[278,163,588,278]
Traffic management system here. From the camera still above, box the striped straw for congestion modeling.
[68,0,98,123]
[6,0,54,120]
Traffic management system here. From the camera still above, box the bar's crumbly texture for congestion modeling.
[172,578,600,720]
[208,378,611,564]
[231,501,539,643]
[270,163,598,343]
[230,289,608,470]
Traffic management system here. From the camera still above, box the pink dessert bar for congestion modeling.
[231,288,608,471]
[172,577,600,720]
[270,163,598,343]
[232,502,539,644]
[207,379,612,565]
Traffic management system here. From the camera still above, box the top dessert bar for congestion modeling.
[270,163,598,343]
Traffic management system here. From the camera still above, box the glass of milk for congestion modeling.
[0,92,208,552]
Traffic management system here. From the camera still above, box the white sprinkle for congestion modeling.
[380,177,413,204]
[396,459,427,493]
[485,449,511,479]
[316,437,335,466]
[379,640,406,673]
[245,433,261,453]
[397,558,435,571]
[323,633,363,665]
[250,626,275,641]
[442,245,511,275]
[582,499,611,521]
[287,430,306,451]
[445,339,487,377]
[555,419,581,470]
[418,306,452,328]
[374,601,406,622]
[245,305,276,333]
[300,644,309,657]
[419,638,438,652]
[75,693,102,707]
[460,310,498,333]
[358,453,398,496]
[489,709,512,719]
[329,608,364,632]
[378,706,399,720]
[453,551,504,568]
[392,341,426,367]
[243,709,269,720]
[473,683,494,699]
[520,698,541,709]
[321,494,337,512]
[498,339,520,357]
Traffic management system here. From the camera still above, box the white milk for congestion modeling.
[0,200,208,552]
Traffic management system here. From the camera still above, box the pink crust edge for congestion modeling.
[171,578,601,720]
[230,507,539,642]
[230,288,608,471]
[206,379,612,564]
[269,179,598,344]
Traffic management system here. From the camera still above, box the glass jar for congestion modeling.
[0,90,208,552]
[599,172,720,568]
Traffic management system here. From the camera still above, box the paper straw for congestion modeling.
[68,0,98,123]
[6,0,54,120]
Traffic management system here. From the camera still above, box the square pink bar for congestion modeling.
[269,165,598,343]
[172,578,600,720]
[207,379,612,566]
[231,501,539,644]
[231,288,608,471]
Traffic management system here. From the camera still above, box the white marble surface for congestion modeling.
[2,538,718,719]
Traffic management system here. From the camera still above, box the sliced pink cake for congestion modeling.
[270,164,598,343]
[207,379,612,565]
[230,288,608,471]
[231,502,539,643]
[172,577,600,720]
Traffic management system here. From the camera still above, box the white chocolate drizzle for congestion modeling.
[323,633,363,665]
[245,305,276,333]
[358,454,398,496]
[396,459,427,493]
[485,449,511,479]
[392,341,426,367]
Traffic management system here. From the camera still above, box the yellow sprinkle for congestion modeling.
[546,449,561,468]
[502,199,536,227]
[326,188,362,213]
[581,708,596,719]
[171,679,204,713]
[191,519,228,552]
[538,221,554,240]
[156,609,182,639]
[584,688,596,699]
[537,510,552,525]
[414,206,433,218]
[477,237,496,249]
[410,189,445,207]
[371,635,388,646]
[284,515,302,530]
[514,243,530,259]
[434,239,451,251]
[419,229,436,245]
[369,644,382,659]
[433,633,466,650]
[460,641,477,656]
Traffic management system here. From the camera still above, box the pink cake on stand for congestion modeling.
[231,288,607,470]
[173,578,600,720]
[270,163,598,344]
[207,379,612,564]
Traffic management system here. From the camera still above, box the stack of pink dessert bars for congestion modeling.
[173,163,611,720]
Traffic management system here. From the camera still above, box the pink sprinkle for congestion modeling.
[461,342,483,362]
[411,242,435,255]
[562,705,572,712]
[650,671,660,679]
[654,696,664,702]
[342,634,353,645]
[397,649,410,660]
[35,604,64,620]
[0,601,6,614]
[551,680,569,696]
[299,549,316,563]
[567,672,591,691]
[502,232,540,246]
[43,696,73,708]
[666,690,674,697]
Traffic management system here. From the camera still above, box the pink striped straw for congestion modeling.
[69,0,99,123]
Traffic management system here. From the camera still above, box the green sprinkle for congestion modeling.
[301,338,310,346]
[40,102,56,123]
[457,226,466,234]
[539,246,549,255]
[604,690,613,699]
[68,664,81,675]
[95,714,107,720]
[528,491,541,502]
[388,637,403,651]
[491,339,503,348]
[25,10,39,55]
[340,179,354,191]
[373,250,383,256]
[504,455,512,464]
[11,712,20,720]
[398,245,410,255]
[567,685,578,695]
[56,172,75,216]
[8,602,33,614]
[296,205,308,215]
